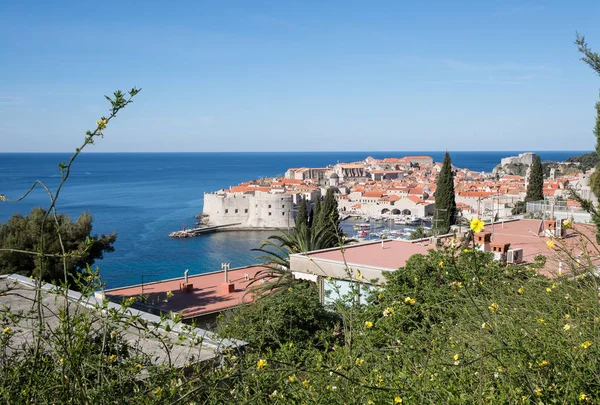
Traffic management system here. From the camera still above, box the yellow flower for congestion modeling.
[404,297,416,305]
[456,282,463,288]
[302,379,310,388]
[355,357,364,366]
[365,321,374,328]
[563,219,572,227]
[537,318,545,324]
[463,248,470,253]
[3,327,11,334]
[256,359,267,370]
[378,293,383,301]
[546,239,555,249]
[481,322,488,329]
[356,270,364,280]
[109,354,117,361]
[439,260,444,267]
[289,342,294,348]
[546,287,552,293]
[166,291,174,298]
[136,363,142,369]
[383,307,394,317]
[517,287,524,295]
[368,401,375,405]
[394,396,403,403]
[534,388,542,397]
[453,354,460,361]
[470,217,485,233]
[288,375,296,383]
[59,358,64,364]
[563,324,571,331]
[538,360,549,367]
[579,393,587,401]
[154,387,163,395]
[564,314,570,319]
[488,303,499,313]
[581,341,592,349]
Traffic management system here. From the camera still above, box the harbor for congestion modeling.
[342,215,432,241]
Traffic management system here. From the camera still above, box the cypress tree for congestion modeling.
[524,156,544,203]
[433,152,457,234]
[295,197,308,230]
[312,198,322,229]
[319,188,341,234]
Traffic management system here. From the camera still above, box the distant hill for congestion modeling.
[566,152,599,172]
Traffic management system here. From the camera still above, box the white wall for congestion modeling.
[203,192,295,228]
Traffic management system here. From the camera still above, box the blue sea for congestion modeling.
[0,151,589,288]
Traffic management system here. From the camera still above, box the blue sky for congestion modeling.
[1,0,599,152]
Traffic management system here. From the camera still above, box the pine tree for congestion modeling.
[575,34,600,242]
[524,156,544,203]
[295,197,308,230]
[433,152,457,234]
[0,207,116,285]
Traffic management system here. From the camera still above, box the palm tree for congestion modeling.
[249,217,352,296]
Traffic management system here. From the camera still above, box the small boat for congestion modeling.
[404,216,421,226]
[353,223,371,230]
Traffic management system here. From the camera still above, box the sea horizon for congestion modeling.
[2,149,592,154]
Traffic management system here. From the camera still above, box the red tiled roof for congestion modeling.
[363,191,384,198]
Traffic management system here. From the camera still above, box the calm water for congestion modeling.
[0,151,588,287]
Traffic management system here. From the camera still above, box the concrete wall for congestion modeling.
[290,254,388,285]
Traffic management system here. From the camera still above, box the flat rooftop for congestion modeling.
[480,219,600,276]
[105,265,266,319]
[298,219,600,277]
[306,239,435,270]
[0,275,241,367]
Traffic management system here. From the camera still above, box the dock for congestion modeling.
[169,223,241,238]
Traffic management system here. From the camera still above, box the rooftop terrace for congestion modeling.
[105,265,266,319]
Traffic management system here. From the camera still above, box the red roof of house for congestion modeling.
[105,266,267,319]
[363,191,384,198]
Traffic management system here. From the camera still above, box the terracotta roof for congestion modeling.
[406,195,427,204]
[105,266,267,319]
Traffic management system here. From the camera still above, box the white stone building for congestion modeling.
[203,191,295,228]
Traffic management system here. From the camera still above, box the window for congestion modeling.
[225,209,228,214]
[234,209,238,213]
[282,212,285,215]
[244,209,248,213]
[268,212,272,216]
[282,205,285,209]
[268,205,271,208]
